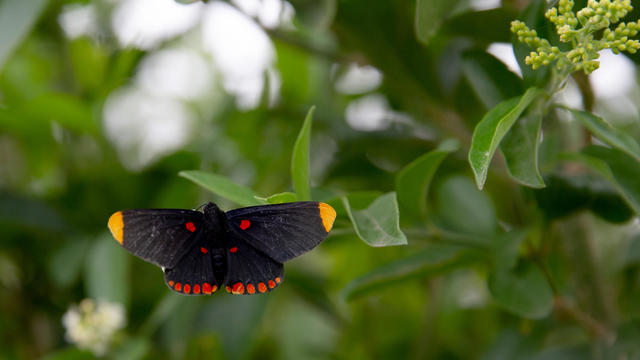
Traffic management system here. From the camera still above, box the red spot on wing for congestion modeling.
[275,277,281,284]
[169,281,174,287]
[175,282,182,291]
[268,280,276,288]
[232,282,245,294]
[225,286,231,293]
[229,246,238,253]
[200,247,208,254]
[212,285,218,293]
[186,222,196,232]
[203,283,212,294]
[239,219,251,230]
[183,284,191,294]
[247,284,256,294]
[258,282,267,293]
[193,284,201,294]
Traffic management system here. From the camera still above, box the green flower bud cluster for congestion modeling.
[511,0,640,75]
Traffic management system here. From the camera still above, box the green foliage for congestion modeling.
[3,0,640,358]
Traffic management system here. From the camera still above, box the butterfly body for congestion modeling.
[108,201,336,295]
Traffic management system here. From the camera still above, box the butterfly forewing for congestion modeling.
[225,202,336,263]
[108,209,204,268]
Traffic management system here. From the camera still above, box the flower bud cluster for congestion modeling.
[511,0,639,74]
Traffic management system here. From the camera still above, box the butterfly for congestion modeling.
[107,201,336,295]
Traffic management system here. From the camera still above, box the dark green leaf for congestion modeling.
[0,0,47,71]
[568,109,640,162]
[49,240,89,288]
[461,50,523,108]
[501,112,545,188]
[84,235,129,305]
[395,140,459,219]
[342,192,407,247]
[564,146,640,215]
[492,230,527,272]
[433,175,497,239]
[291,106,315,201]
[179,170,261,207]
[415,0,466,45]
[488,264,553,319]
[469,87,543,189]
[342,245,479,300]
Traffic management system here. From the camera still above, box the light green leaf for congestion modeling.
[501,112,545,188]
[342,245,479,300]
[291,106,315,201]
[568,109,640,163]
[254,192,297,204]
[492,229,528,272]
[563,146,640,215]
[85,235,129,305]
[342,192,407,247]
[49,240,89,288]
[0,0,47,71]
[468,87,543,189]
[179,170,261,207]
[488,264,553,319]
[395,140,459,219]
[415,0,467,45]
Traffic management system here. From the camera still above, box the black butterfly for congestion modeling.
[107,202,335,295]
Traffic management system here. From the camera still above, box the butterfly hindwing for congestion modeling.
[164,232,219,295]
[224,233,284,295]
[108,209,204,268]
[225,202,336,263]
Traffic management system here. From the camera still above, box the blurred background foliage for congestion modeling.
[3,0,640,359]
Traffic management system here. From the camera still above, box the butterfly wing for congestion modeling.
[225,202,336,263]
[224,233,284,295]
[164,233,220,295]
[107,209,204,268]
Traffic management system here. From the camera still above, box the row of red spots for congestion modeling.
[185,222,196,232]
[240,219,251,230]
[170,281,217,294]
[226,279,281,294]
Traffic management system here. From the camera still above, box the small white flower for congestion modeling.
[62,299,126,356]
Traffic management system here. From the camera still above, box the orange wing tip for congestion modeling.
[318,202,336,232]
[108,211,124,244]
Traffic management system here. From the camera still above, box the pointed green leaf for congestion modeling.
[395,140,459,219]
[488,264,553,319]
[179,170,261,207]
[501,112,545,188]
[564,146,640,215]
[254,192,297,204]
[568,109,640,163]
[415,0,465,45]
[291,106,315,201]
[342,192,407,247]
[469,87,543,189]
[342,245,480,300]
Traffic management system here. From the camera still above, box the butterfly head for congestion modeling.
[203,202,226,225]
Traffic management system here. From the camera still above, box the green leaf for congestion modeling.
[568,109,640,162]
[488,263,553,319]
[179,170,261,207]
[84,235,129,305]
[342,192,408,247]
[564,146,640,215]
[501,112,545,188]
[0,0,47,71]
[415,0,466,45]
[342,245,480,300]
[49,240,89,288]
[254,192,297,204]
[432,175,497,239]
[492,229,527,272]
[395,140,459,219]
[468,87,543,189]
[291,106,315,201]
